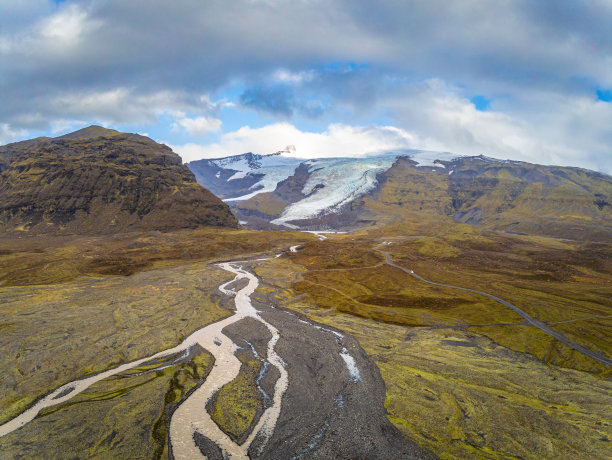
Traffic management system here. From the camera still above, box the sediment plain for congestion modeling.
[0,222,610,459]
[253,223,612,459]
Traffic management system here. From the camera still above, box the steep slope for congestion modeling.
[0,126,238,234]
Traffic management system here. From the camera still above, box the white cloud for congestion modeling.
[170,122,420,163]
[272,69,316,84]
[173,116,222,136]
[50,119,88,135]
[39,5,94,42]
[0,4,101,55]
[0,123,28,145]
[387,79,612,173]
[48,88,220,125]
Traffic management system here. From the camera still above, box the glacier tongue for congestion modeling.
[209,149,460,225]
[270,155,397,226]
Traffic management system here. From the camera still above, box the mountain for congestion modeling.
[188,152,304,201]
[0,126,238,234]
[187,151,612,240]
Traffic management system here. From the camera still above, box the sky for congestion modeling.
[1,0,611,173]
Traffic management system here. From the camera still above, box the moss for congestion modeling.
[253,231,612,458]
[150,350,214,459]
[209,355,263,442]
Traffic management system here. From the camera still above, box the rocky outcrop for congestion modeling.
[0,126,238,234]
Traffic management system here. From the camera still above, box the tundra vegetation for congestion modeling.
[0,228,310,458]
[1,129,611,457]
[253,218,612,459]
[1,221,610,458]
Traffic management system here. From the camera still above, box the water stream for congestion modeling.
[0,258,289,459]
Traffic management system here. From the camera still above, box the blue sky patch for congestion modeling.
[596,89,612,102]
[470,95,491,111]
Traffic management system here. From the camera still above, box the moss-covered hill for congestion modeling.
[361,156,612,241]
[0,126,238,234]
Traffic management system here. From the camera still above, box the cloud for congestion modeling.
[3,1,609,123]
[173,79,612,174]
[39,4,95,42]
[239,84,327,118]
[1,87,225,131]
[1,1,611,173]
[387,79,612,173]
[240,86,294,117]
[50,119,88,135]
[272,69,316,84]
[170,122,419,163]
[173,116,222,136]
[0,123,28,145]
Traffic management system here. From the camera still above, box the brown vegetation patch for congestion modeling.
[355,294,470,310]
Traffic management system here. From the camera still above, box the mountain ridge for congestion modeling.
[188,150,612,240]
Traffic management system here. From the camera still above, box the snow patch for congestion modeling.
[340,348,362,382]
[407,151,458,168]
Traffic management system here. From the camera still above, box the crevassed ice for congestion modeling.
[220,150,460,209]
[271,156,397,225]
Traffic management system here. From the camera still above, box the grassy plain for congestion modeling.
[253,222,612,459]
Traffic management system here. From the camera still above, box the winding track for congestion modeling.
[375,245,612,367]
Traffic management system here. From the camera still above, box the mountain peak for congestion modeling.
[55,125,122,140]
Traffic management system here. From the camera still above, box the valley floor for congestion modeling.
[0,226,610,459]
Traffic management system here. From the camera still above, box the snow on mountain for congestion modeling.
[270,155,398,227]
[189,149,464,227]
[219,154,303,201]
[408,151,459,167]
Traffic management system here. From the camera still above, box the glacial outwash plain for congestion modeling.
[0,127,611,459]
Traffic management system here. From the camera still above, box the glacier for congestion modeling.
[270,155,399,226]
[201,149,461,226]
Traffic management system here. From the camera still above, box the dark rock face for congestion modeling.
[0,126,238,234]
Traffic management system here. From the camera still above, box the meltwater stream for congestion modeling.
[0,258,289,459]
[169,261,289,459]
